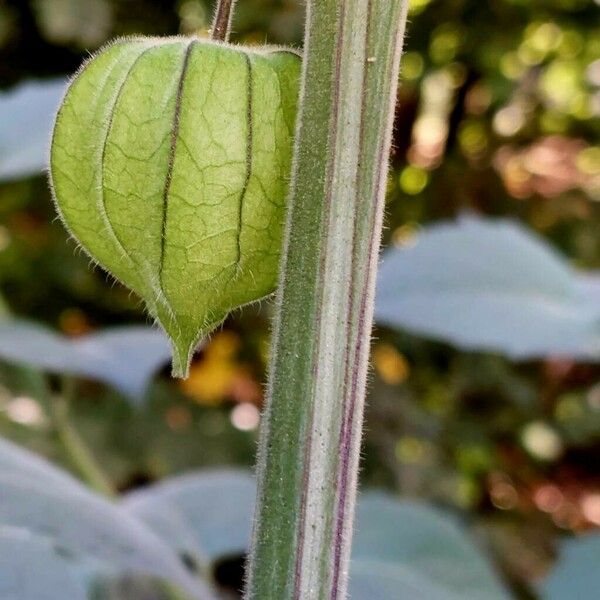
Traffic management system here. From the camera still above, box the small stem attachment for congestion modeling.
[51,377,115,497]
[211,0,237,42]
[246,0,409,598]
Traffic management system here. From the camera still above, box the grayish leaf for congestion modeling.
[0,320,172,401]
[350,560,461,600]
[0,435,83,492]
[124,470,510,599]
[541,534,600,599]
[0,79,65,181]
[123,470,255,570]
[0,438,214,599]
[376,215,600,360]
[0,527,107,600]
[352,493,510,600]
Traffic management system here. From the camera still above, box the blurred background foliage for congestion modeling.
[0,0,599,597]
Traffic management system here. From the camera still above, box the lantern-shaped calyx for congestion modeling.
[51,37,300,376]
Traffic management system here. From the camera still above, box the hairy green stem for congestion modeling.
[211,0,237,42]
[51,377,115,497]
[246,1,409,598]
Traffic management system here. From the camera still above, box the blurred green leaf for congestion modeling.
[0,436,214,599]
[0,433,83,490]
[541,534,600,599]
[376,215,600,360]
[32,0,113,48]
[351,493,510,600]
[0,528,109,600]
[0,528,197,600]
[0,320,172,401]
[0,79,65,181]
[124,470,511,599]
[124,469,255,571]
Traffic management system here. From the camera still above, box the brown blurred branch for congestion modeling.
[211,0,237,42]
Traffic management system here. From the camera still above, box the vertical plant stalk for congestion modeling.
[211,0,237,42]
[246,1,409,599]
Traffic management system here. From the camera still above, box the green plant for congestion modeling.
[376,215,600,359]
[2,1,600,598]
[247,0,411,597]
[50,35,300,377]
[0,435,514,599]
[3,0,595,594]
[48,0,413,596]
